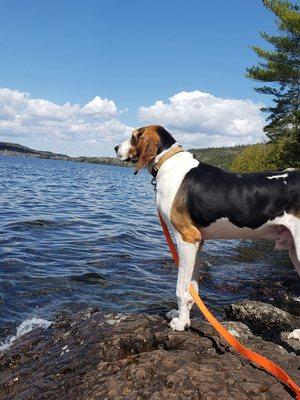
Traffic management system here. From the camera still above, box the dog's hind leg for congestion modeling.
[287,223,300,341]
[274,217,300,276]
[289,243,300,276]
[287,217,300,276]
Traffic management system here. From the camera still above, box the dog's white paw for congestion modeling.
[288,329,300,341]
[166,309,179,320]
[169,317,190,332]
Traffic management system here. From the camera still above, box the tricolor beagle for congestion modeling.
[115,125,300,338]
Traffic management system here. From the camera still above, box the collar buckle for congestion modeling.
[151,165,159,177]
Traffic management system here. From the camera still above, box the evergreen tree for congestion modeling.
[246,0,300,168]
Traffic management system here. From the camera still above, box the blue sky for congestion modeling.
[0,0,277,156]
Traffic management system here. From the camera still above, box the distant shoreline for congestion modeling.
[0,142,132,167]
[0,141,247,169]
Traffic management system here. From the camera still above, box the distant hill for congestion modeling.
[74,155,131,167]
[0,141,249,170]
[190,145,248,169]
[0,142,70,161]
[0,142,130,167]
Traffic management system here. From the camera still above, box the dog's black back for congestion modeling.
[179,163,300,229]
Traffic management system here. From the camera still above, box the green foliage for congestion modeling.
[246,0,300,168]
[266,133,300,168]
[74,156,132,167]
[230,144,276,173]
[77,147,248,170]
[190,145,247,169]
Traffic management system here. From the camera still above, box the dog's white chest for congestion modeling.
[155,152,198,224]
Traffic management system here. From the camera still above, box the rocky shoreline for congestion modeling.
[0,301,299,400]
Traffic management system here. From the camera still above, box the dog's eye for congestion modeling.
[132,134,141,144]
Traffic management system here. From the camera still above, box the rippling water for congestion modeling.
[0,155,299,339]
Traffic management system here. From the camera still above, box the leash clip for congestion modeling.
[151,177,156,189]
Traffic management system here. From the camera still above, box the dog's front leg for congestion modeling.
[169,233,199,331]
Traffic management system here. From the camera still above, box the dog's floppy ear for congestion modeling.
[134,134,158,175]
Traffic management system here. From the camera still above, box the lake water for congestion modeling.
[0,155,299,342]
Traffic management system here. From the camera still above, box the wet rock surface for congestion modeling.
[0,307,299,400]
[225,300,300,332]
[225,300,300,353]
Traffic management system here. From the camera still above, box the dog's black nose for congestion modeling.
[114,145,119,153]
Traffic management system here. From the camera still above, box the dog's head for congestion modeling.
[114,125,176,174]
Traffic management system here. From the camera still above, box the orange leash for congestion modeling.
[158,211,300,399]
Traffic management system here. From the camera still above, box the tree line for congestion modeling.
[233,0,299,172]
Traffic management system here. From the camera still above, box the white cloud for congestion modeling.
[82,96,117,117]
[0,87,267,155]
[0,88,132,149]
[138,90,266,148]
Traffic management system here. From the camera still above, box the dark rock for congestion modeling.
[225,301,300,333]
[222,321,254,339]
[281,331,300,353]
[0,308,299,399]
[225,300,299,340]
[225,300,300,355]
